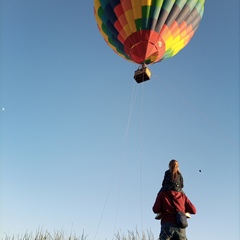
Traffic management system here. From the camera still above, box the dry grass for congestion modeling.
[115,229,155,240]
[1,229,155,240]
[2,230,87,240]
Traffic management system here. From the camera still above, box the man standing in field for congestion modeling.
[152,190,196,240]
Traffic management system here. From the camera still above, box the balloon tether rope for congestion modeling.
[93,82,141,240]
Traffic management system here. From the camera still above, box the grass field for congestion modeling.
[2,229,155,240]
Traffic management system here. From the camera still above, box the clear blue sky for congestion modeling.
[0,1,239,239]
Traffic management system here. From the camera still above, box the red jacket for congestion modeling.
[152,191,196,224]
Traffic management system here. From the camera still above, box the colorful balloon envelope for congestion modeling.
[94,0,205,82]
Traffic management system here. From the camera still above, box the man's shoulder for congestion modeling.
[169,190,186,200]
[158,190,169,198]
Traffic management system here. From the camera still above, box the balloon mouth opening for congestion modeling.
[129,41,158,64]
[124,31,165,64]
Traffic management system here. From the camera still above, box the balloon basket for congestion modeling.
[134,66,151,83]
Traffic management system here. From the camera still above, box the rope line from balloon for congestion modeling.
[93,82,144,239]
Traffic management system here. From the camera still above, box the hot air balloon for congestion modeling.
[94,0,205,83]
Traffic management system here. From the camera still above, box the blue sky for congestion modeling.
[0,1,239,239]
